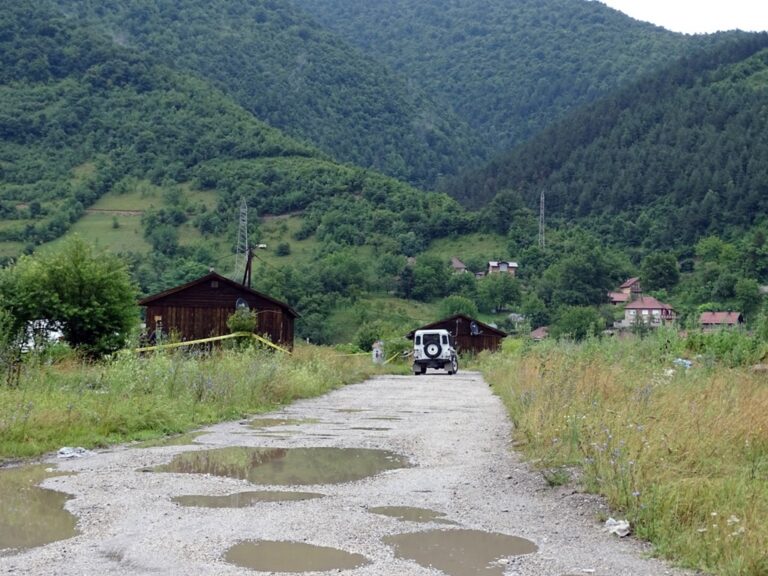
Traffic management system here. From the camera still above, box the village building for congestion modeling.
[699,311,744,331]
[615,295,676,329]
[529,326,549,341]
[487,261,518,277]
[139,271,297,349]
[406,314,507,355]
[450,256,467,273]
[608,277,642,304]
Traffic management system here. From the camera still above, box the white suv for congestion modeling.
[412,329,458,375]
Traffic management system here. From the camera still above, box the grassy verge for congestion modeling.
[0,344,392,463]
[480,332,768,576]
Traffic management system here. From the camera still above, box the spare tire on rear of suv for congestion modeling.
[425,342,442,359]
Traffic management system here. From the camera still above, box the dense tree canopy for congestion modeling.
[295,0,719,155]
[0,237,138,355]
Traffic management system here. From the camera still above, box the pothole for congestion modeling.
[151,447,409,485]
[247,418,320,429]
[172,490,323,508]
[224,540,369,572]
[369,506,457,525]
[0,464,78,554]
[383,528,537,576]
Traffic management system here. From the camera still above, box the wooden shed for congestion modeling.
[139,271,297,349]
[406,314,507,355]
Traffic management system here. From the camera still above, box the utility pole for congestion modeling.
[234,198,248,282]
[538,190,545,249]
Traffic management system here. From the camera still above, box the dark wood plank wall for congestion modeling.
[428,316,504,354]
[144,278,294,348]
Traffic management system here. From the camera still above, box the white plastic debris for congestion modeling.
[672,358,693,369]
[57,446,95,459]
[604,517,631,537]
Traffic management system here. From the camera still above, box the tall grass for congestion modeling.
[481,332,768,576]
[0,344,389,462]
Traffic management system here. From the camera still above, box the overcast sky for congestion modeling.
[599,1,768,34]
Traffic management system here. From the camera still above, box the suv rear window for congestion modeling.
[423,333,440,346]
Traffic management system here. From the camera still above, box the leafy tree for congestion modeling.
[0,237,138,356]
[641,252,679,291]
[439,295,479,319]
[411,257,450,302]
[521,293,549,328]
[550,306,604,341]
[477,274,521,313]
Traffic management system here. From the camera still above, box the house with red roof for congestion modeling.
[699,311,744,331]
[615,296,676,329]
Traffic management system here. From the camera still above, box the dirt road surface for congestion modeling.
[1,372,696,575]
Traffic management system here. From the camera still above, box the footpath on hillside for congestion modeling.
[1,372,694,576]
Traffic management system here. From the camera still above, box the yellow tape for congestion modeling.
[134,332,291,354]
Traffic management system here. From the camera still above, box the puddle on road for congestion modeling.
[370,506,457,525]
[367,416,401,421]
[152,447,409,485]
[136,432,205,448]
[350,427,391,431]
[0,464,78,554]
[173,490,323,508]
[334,408,368,413]
[248,418,320,429]
[225,540,369,572]
[383,528,537,576]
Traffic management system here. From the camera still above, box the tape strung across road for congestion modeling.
[134,332,291,354]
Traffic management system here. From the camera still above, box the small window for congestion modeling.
[415,335,421,345]
[442,335,448,345]
[211,281,219,288]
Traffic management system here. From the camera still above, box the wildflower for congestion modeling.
[697,528,707,533]
[632,491,641,497]
[711,512,718,517]
[727,515,740,525]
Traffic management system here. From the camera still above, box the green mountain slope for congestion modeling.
[294,0,718,155]
[445,34,768,249]
[0,2,471,264]
[50,0,481,188]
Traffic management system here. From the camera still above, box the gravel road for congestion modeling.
[2,371,698,576]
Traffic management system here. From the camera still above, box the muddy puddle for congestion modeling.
[0,464,78,554]
[247,418,320,429]
[136,431,204,448]
[225,540,369,572]
[369,506,457,525]
[152,447,409,485]
[173,490,323,508]
[384,528,537,576]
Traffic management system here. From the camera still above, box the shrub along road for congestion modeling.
[2,372,696,575]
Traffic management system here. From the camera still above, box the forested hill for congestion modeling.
[0,2,471,263]
[444,34,768,250]
[50,0,481,189]
[293,0,717,156]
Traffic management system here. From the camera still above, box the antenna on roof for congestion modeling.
[234,198,248,284]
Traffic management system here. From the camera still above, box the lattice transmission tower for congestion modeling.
[538,190,546,249]
[234,198,248,281]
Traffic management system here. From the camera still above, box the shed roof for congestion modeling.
[624,296,674,312]
[699,311,743,325]
[406,314,507,340]
[608,291,630,303]
[619,277,640,289]
[138,271,299,317]
[530,326,549,340]
[451,256,467,270]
